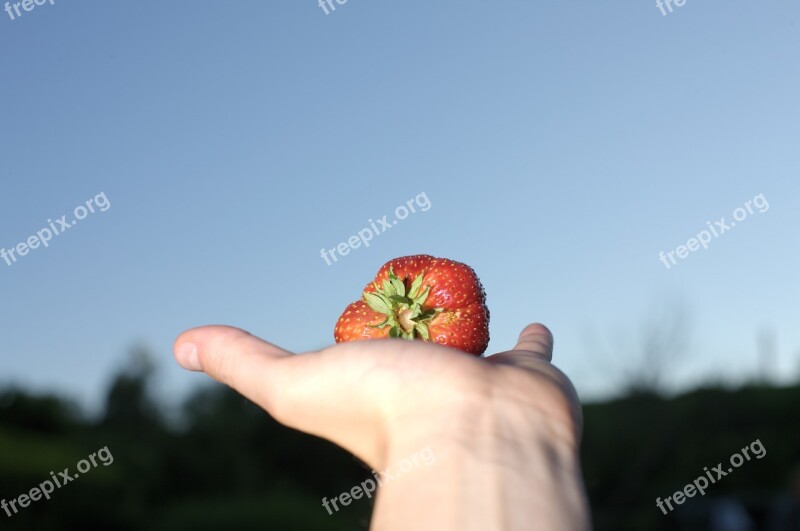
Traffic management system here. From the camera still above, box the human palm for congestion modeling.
[173,322,582,471]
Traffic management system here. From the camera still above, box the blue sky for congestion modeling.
[1,1,798,411]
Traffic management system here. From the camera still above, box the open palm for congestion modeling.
[173,322,582,471]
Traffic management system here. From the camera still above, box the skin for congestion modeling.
[173,322,591,530]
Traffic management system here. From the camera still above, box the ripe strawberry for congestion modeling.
[334,255,489,355]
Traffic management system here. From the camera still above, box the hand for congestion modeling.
[173,323,590,530]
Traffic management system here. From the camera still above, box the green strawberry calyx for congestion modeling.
[363,267,443,340]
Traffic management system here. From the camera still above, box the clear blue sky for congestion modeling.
[1,1,798,411]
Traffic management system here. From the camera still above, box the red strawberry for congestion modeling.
[334,255,489,355]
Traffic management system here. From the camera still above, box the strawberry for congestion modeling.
[333,255,490,355]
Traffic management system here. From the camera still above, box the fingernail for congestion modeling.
[176,342,201,371]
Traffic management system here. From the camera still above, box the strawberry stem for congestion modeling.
[364,267,443,341]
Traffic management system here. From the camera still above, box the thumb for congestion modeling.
[174,325,294,412]
[174,325,385,464]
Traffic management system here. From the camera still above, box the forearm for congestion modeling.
[371,406,591,531]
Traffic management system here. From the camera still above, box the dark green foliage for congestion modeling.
[0,355,370,531]
[583,385,800,530]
